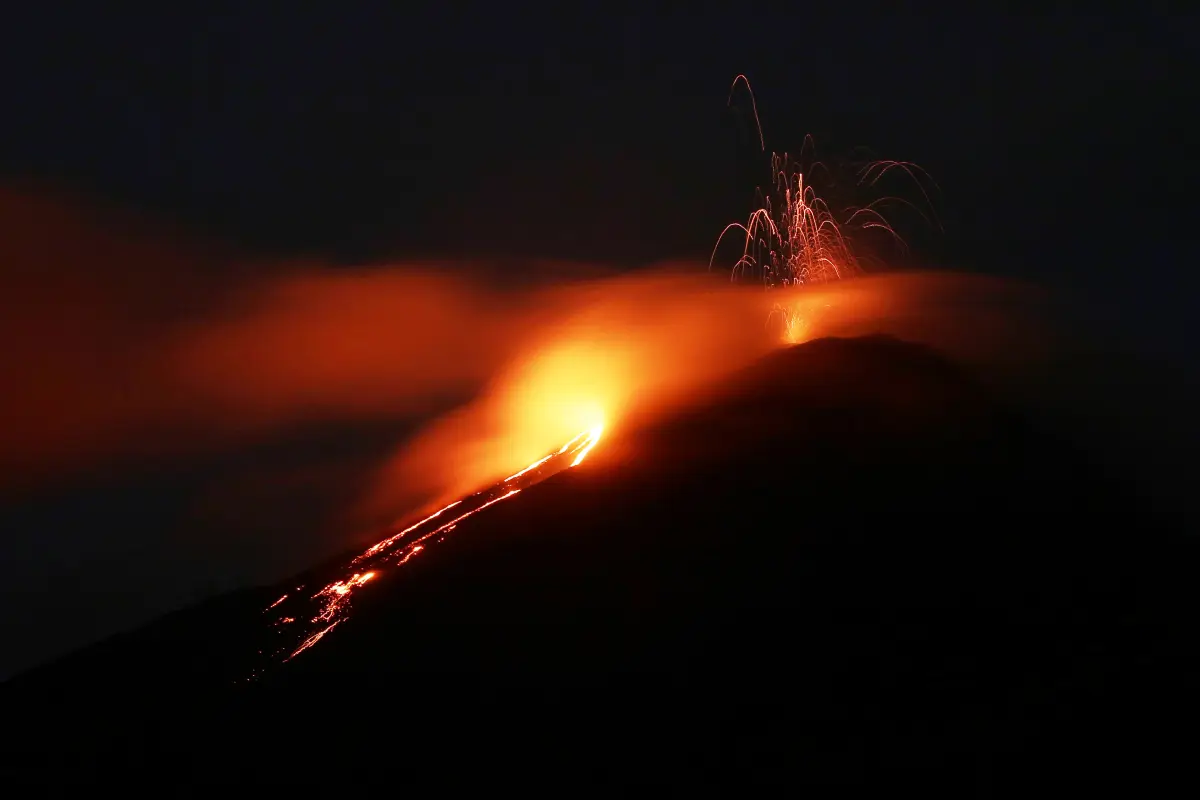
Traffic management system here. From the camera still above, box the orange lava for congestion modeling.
[570,424,603,467]
[289,620,343,660]
[354,501,462,563]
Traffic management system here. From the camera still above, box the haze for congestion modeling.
[0,188,1193,678]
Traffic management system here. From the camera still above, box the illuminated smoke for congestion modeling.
[0,188,1050,532]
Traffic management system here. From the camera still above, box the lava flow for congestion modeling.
[245,424,603,679]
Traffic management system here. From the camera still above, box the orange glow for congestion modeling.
[0,181,932,510]
[356,272,779,520]
[2,189,1035,518]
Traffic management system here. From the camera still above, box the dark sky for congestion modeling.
[2,6,1193,275]
[0,5,1196,677]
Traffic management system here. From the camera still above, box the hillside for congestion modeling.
[4,335,1195,788]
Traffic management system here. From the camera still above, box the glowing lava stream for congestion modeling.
[248,424,603,674]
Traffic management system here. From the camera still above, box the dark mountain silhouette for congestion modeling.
[4,334,1195,788]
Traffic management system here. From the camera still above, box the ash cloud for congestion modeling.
[0,189,595,497]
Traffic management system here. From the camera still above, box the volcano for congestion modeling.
[3,334,1195,788]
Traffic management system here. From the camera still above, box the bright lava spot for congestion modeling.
[250,423,605,677]
[570,424,603,467]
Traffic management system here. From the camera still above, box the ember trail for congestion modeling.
[712,74,937,343]
[245,425,603,680]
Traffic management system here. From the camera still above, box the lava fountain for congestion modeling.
[711,75,937,287]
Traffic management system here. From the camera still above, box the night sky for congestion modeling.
[3,7,1193,277]
[0,5,1196,676]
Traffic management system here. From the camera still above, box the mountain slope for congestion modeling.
[4,335,1195,787]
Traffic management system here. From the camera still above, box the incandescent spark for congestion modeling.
[714,75,936,305]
